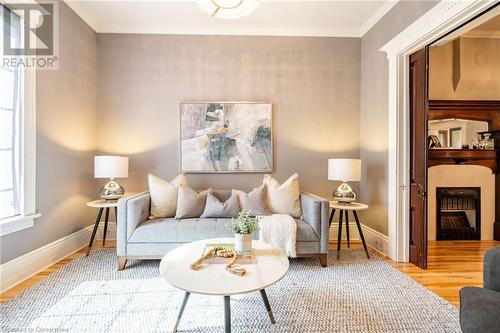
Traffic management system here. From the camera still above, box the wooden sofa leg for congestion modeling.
[118,257,128,271]
[319,254,328,267]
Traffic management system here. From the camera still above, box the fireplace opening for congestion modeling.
[436,187,481,240]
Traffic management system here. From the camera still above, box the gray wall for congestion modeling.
[359,0,438,235]
[97,34,361,198]
[0,3,98,264]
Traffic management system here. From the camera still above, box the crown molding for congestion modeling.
[93,25,360,37]
[359,0,399,37]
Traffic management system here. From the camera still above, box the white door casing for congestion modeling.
[380,0,498,262]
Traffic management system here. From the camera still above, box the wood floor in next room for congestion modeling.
[388,240,499,307]
[1,240,498,308]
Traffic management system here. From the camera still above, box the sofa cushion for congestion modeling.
[201,193,240,218]
[175,186,211,219]
[232,184,268,216]
[129,218,234,243]
[263,174,302,218]
[129,217,318,243]
[148,173,187,218]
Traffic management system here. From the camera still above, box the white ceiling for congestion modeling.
[64,0,399,37]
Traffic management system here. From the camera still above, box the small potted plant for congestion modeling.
[228,210,260,255]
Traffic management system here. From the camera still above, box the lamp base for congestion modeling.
[99,178,124,201]
[333,182,356,204]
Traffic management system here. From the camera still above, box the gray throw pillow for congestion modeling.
[175,185,212,219]
[201,193,240,218]
[232,184,269,216]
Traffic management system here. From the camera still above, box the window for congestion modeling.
[0,4,39,236]
[0,6,21,220]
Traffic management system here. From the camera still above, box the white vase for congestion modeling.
[235,233,252,255]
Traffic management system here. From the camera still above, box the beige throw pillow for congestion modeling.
[263,173,301,217]
[201,193,240,218]
[232,184,268,216]
[175,185,212,219]
[148,173,187,219]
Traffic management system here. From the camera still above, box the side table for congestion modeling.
[329,201,370,259]
[86,200,117,256]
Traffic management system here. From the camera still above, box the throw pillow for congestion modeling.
[263,173,301,217]
[175,185,212,219]
[148,173,187,219]
[201,193,240,218]
[232,184,268,216]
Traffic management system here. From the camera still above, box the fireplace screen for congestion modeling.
[436,187,481,240]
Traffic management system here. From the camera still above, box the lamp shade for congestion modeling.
[94,156,129,178]
[328,159,361,182]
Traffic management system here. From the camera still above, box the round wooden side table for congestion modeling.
[86,199,118,256]
[329,201,370,259]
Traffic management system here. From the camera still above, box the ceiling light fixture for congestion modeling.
[197,0,261,20]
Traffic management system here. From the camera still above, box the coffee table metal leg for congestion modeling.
[224,295,231,333]
[260,289,276,324]
[337,210,343,259]
[353,211,370,259]
[172,292,190,333]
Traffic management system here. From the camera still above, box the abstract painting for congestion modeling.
[180,102,273,173]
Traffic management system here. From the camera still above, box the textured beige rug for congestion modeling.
[0,249,459,332]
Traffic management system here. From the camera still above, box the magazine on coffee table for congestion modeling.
[202,243,256,264]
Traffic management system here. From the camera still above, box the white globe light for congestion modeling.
[197,0,261,20]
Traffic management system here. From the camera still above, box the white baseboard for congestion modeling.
[0,222,116,294]
[329,222,389,256]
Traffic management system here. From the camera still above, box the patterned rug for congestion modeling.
[1,249,459,332]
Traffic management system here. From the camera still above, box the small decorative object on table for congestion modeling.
[227,210,260,255]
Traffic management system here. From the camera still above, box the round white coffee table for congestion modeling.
[159,238,289,333]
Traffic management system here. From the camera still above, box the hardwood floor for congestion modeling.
[388,240,499,307]
[1,240,498,308]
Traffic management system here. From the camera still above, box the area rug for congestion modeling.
[1,249,459,332]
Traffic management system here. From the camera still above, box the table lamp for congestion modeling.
[94,156,129,201]
[328,158,361,204]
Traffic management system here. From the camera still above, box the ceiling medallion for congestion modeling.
[197,0,261,20]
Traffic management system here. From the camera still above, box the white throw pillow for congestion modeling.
[148,173,188,219]
[263,173,301,217]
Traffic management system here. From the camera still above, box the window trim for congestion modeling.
[0,6,39,236]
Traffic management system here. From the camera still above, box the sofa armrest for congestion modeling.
[300,192,329,253]
[116,192,150,256]
[484,246,500,292]
[460,286,500,333]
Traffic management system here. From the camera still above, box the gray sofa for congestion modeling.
[116,190,329,270]
[459,246,500,333]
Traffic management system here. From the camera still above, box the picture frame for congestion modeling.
[179,102,273,173]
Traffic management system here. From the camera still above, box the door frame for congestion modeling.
[380,0,497,262]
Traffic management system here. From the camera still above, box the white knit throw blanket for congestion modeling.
[259,214,297,258]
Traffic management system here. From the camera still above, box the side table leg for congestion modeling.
[224,295,231,333]
[353,211,370,259]
[337,210,343,260]
[329,209,336,227]
[260,289,276,324]
[86,208,103,256]
[172,292,190,333]
[103,207,110,246]
[345,210,350,248]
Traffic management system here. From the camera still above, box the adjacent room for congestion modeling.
[1,1,499,332]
